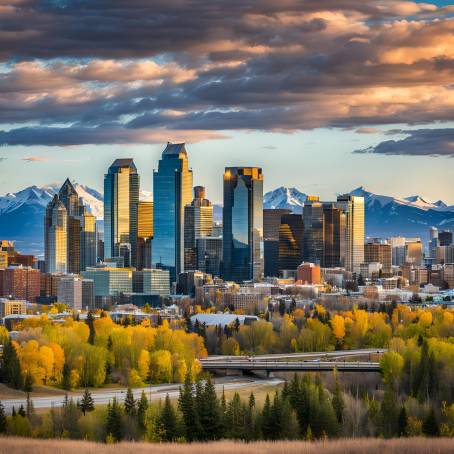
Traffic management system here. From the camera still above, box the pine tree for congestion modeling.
[398,406,407,437]
[178,372,197,441]
[106,397,122,442]
[137,390,149,433]
[3,340,23,389]
[0,402,7,433]
[86,312,96,345]
[61,362,71,390]
[18,404,26,417]
[79,388,95,415]
[261,394,273,440]
[23,371,33,393]
[124,387,136,417]
[332,372,344,424]
[422,408,439,437]
[199,376,221,440]
[12,406,16,417]
[26,393,35,420]
[160,394,178,441]
[380,386,399,438]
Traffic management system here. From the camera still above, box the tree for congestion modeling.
[106,397,122,442]
[124,387,136,417]
[332,372,344,424]
[380,351,404,389]
[18,404,26,417]
[61,362,71,390]
[422,408,439,437]
[86,312,96,345]
[160,394,178,441]
[2,340,23,389]
[198,376,221,440]
[79,388,95,415]
[398,406,407,437]
[137,391,149,433]
[261,394,273,440]
[178,372,197,441]
[23,371,33,393]
[0,402,7,433]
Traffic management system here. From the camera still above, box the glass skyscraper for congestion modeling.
[152,143,193,283]
[104,159,139,268]
[222,167,263,282]
[44,195,67,273]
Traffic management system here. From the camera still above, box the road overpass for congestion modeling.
[201,359,381,373]
[203,348,386,362]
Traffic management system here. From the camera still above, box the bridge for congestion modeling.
[200,349,384,374]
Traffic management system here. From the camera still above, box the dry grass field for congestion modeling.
[0,437,452,454]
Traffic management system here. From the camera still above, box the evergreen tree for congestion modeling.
[79,388,95,415]
[0,402,7,433]
[124,387,136,417]
[178,372,197,441]
[422,408,439,437]
[261,394,273,440]
[61,362,71,390]
[137,390,149,433]
[398,406,408,437]
[380,386,399,438]
[18,404,26,417]
[2,340,23,389]
[332,372,345,424]
[86,312,96,345]
[23,371,33,393]
[226,392,244,439]
[160,394,178,441]
[62,395,81,438]
[199,376,221,440]
[26,393,35,420]
[11,406,16,417]
[106,397,122,442]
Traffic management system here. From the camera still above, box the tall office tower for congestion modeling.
[322,203,346,268]
[336,195,365,273]
[184,186,213,271]
[278,213,304,274]
[59,179,80,217]
[263,209,291,277]
[137,201,153,270]
[364,241,392,274]
[45,195,68,273]
[196,237,223,277]
[303,196,324,265]
[80,211,97,271]
[429,227,439,259]
[222,167,264,282]
[104,159,139,268]
[153,143,193,283]
[439,230,453,246]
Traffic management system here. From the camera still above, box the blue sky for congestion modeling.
[1,1,454,203]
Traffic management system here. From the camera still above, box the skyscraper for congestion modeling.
[137,200,153,270]
[184,186,213,271]
[278,213,304,273]
[263,208,291,277]
[303,196,324,265]
[153,143,193,282]
[322,203,346,268]
[104,159,139,268]
[336,195,365,273]
[45,195,67,273]
[80,211,97,271]
[222,167,263,282]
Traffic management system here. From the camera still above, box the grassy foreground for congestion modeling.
[0,437,452,454]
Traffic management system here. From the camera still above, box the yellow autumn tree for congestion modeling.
[331,315,346,343]
[149,350,173,383]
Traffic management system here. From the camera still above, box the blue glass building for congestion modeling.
[152,143,193,283]
[222,167,264,282]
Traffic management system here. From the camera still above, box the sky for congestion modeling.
[1,0,454,204]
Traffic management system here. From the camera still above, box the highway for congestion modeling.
[0,377,284,415]
[201,360,381,373]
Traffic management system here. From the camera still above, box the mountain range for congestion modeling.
[0,183,453,256]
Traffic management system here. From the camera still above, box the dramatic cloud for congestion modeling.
[354,128,454,156]
[1,0,454,145]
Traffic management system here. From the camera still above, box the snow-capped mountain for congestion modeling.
[0,182,151,255]
[349,187,454,242]
[263,186,306,213]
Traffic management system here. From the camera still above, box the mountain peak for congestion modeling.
[264,186,306,213]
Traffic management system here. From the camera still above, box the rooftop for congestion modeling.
[162,142,187,157]
[108,158,137,173]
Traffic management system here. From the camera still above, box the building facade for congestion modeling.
[222,167,264,282]
[104,159,139,268]
[153,143,193,283]
[45,195,68,273]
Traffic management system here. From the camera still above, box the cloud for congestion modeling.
[354,128,454,156]
[0,1,454,145]
[355,127,379,134]
[21,156,49,162]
